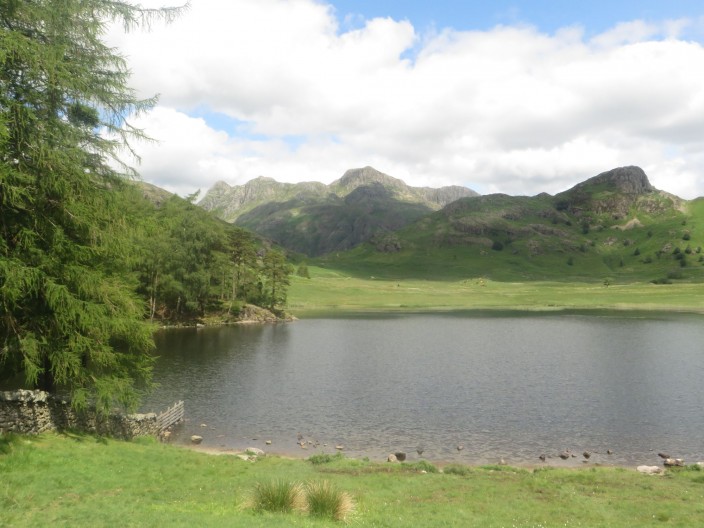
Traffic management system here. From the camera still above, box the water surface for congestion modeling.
[143,313,704,466]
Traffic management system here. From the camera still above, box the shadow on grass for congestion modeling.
[0,433,22,455]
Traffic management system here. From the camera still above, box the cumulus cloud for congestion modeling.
[108,0,704,199]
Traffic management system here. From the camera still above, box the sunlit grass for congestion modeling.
[2,433,704,527]
[304,480,354,521]
[288,268,704,316]
[246,479,306,514]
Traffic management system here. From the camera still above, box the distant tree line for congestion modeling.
[128,190,293,322]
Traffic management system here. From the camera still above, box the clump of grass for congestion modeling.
[247,479,305,514]
[305,480,355,521]
[406,460,439,473]
[307,452,344,465]
[443,464,472,476]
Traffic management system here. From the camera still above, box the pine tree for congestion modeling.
[262,249,293,311]
[0,1,185,412]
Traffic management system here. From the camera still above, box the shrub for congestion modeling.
[296,263,311,278]
[683,232,691,241]
[307,452,344,465]
[667,270,684,280]
[567,257,574,266]
[407,460,439,473]
[491,240,504,251]
[651,277,672,285]
[443,464,472,476]
[248,480,305,514]
[633,247,640,256]
[305,481,354,521]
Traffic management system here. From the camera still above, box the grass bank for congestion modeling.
[2,433,703,527]
[288,267,704,316]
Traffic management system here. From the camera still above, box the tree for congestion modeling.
[0,1,185,412]
[228,228,258,311]
[261,249,293,311]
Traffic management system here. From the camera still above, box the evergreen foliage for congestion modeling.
[130,193,292,321]
[0,1,185,411]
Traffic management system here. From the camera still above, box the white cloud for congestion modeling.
[109,1,704,199]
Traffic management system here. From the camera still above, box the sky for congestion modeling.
[106,0,704,199]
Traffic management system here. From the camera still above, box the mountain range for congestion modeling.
[199,166,477,256]
[197,165,704,282]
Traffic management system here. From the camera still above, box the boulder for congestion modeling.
[245,447,265,456]
[387,454,398,463]
[637,465,663,475]
[663,458,684,467]
[190,435,203,445]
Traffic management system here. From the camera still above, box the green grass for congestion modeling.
[247,479,305,514]
[304,480,354,521]
[2,433,704,527]
[288,267,704,316]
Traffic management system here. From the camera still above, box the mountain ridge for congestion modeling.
[199,166,478,223]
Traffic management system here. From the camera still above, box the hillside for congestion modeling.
[198,166,478,256]
[318,166,704,284]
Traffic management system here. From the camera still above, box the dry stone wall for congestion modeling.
[0,389,159,439]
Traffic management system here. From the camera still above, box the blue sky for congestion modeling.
[109,0,704,199]
[330,0,704,36]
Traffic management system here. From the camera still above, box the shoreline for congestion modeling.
[175,441,691,472]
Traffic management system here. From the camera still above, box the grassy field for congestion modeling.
[288,267,704,316]
[2,433,704,527]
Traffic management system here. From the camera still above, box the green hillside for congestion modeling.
[199,167,477,256]
[315,167,704,284]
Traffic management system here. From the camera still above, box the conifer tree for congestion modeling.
[0,1,185,412]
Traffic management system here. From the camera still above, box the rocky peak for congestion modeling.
[574,166,654,195]
[332,166,407,194]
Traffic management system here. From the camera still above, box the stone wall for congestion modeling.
[0,389,160,440]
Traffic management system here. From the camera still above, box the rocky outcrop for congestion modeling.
[198,177,330,222]
[572,166,654,195]
[200,166,478,223]
[237,304,292,324]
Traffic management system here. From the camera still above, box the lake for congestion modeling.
[143,312,704,466]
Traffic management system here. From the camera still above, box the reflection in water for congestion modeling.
[143,314,704,465]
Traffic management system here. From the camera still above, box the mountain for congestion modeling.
[199,167,478,256]
[321,166,704,283]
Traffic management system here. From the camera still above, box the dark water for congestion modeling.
[143,313,704,466]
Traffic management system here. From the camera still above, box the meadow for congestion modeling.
[288,266,704,316]
[2,433,704,527]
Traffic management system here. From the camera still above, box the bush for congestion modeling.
[307,452,344,465]
[633,247,640,256]
[296,263,311,278]
[650,277,673,285]
[667,270,684,280]
[407,460,439,473]
[248,480,305,514]
[305,481,354,521]
[683,232,691,241]
[567,257,574,266]
[491,240,504,251]
[443,464,473,476]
